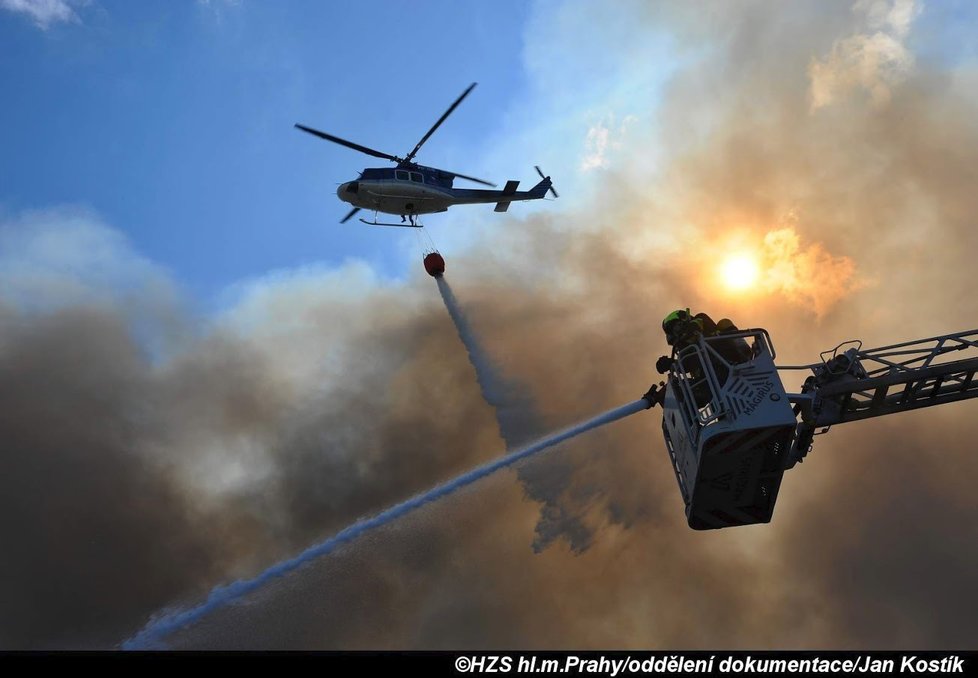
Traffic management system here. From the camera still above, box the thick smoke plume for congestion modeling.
[3,0,978,649]
[124,398,649,648]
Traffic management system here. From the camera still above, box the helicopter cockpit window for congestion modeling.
[395,170,409,181]
[410,172,423,183]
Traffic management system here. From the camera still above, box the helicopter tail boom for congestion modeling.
[493,180,520,212]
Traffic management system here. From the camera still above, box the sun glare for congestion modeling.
[720,253,760,292]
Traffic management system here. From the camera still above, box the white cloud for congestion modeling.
[0,0,84,29]
[580,114,636,172]
[580,122,611,172]
[0,207,177,311]
[859,0,917,36]
[217,259,413,393]
[809,0,921,109]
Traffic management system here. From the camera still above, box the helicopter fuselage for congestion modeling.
[295,83,556,224]
[338,167,452,216]
[337,166,550,218]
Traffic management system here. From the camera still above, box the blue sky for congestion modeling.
[1,0,682,307]
[4,0,978,311]
[0,1,534,297]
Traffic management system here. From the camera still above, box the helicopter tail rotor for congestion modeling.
[534,166,559,198]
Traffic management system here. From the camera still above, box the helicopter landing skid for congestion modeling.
[359,217,424,228]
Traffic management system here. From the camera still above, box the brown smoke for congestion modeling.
[3,0,978,649]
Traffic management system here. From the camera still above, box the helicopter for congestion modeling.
[294,83,557,227]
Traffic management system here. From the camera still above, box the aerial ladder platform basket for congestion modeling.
[659,328,978,530]
[661,330,795,530]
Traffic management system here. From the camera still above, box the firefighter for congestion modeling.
[656,309,752,408]
[657,309,712,374]
[656,309,750,374]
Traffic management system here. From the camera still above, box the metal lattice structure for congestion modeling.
[783,329,978,467]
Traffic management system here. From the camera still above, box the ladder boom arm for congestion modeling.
[815,356,978,422]
[785,329,978,466]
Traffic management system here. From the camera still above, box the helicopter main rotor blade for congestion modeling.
[403,82,477,163]
[441,169,496,187]
[294,124,401,162]
[339,207,361,224]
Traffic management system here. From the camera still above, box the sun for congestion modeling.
[720,253,760,291]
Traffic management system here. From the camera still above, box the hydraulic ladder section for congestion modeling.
[785,329,978,467]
